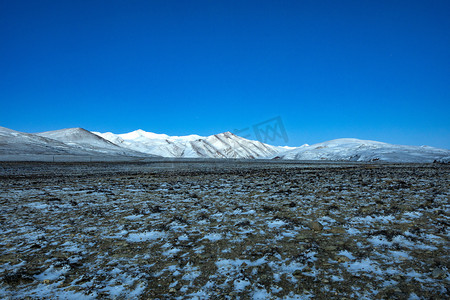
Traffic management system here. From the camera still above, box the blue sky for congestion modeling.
[1,0,449,148]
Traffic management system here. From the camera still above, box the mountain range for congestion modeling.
[0,126,449,162]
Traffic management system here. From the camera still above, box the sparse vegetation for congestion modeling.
[0,162,448,299]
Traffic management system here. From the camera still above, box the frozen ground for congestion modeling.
[0,161,448,299]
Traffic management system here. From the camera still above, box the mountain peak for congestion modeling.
[223,131,236,136]
[215,131,236,137]
[121,130,169,140]
[37,127,91,135]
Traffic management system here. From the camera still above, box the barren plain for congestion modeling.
[0,161,448,299]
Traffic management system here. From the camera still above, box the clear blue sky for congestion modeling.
[1,0,449,148]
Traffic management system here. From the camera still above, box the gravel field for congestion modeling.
[0,161,449,299]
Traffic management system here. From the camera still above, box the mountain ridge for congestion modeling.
[277,138,450,163]
[94,130,280,159]
[1,126,449,162]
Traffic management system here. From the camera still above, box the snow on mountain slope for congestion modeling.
[37,128,155,156]
[0,126,92,155]
[93,132,125,146]
[119,129,204,142]
[197,132,279,158]
[277,138,450,163]
[93,130,450,162]
[38,128,122,150]
[94,130,280,158]
[94,130,186,157]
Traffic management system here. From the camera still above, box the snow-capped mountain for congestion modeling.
[36,128,146,156]
[93,129,203,157]
[1,126,449,162]
[94,130,280,158]
[0,127,157,158]
[0,126,89,155]
[276,138,450,163]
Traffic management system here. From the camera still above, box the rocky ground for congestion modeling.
[0,161,448,299]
